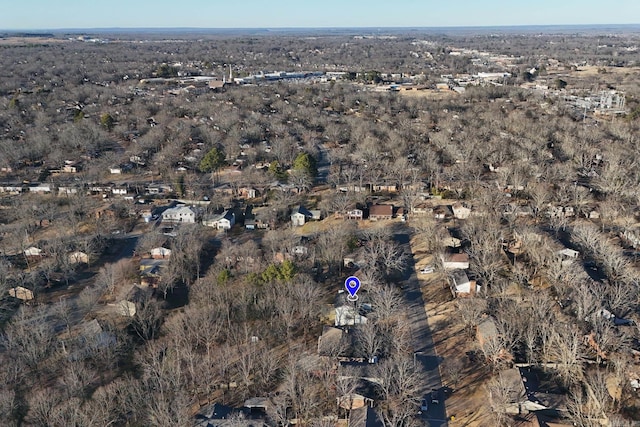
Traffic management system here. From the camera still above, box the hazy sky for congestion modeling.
[2,0,639,30]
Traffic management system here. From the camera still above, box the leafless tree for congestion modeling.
[367,283,402,322]
[131,293,163,341]
[546,324,585,387]
[566,386,604,427]
[0,389,19,427]
[314,221,356,273]
[59,360,97,400]
[354,322,383,360]
[281,358,322,423]
[25,388,60,427]
[373,355,424,427]
[363,237,407,278]
[441,357,464,390]
[456,298,487,336]
[1,307,57,372]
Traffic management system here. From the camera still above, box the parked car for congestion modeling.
[420,399,428,413]
[419,266,434,274]
[431,389,440,405]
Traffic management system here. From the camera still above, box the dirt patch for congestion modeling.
[0,37,70,46]
[573,65,640,77]
[399,89,460,99]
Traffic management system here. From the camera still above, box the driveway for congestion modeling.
[395,229,449,427]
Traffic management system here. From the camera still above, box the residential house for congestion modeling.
[8,286,34,301]
[442,235,462,248]
[338,185,368,193]
[441,252,470,270]
[139,259,165,287]
[556,248,579,258]
[369,204,393,221]
[335,304,368,327]
[291,206,314,227]
[338,393,373,411]
[24,246,43,257]
[62,163,80,173]
[89,184,112,195]
[411,203,432,216]
[212,183,234,196]
[556,248,579,266]
[58,186,79,195]
[434,205,449,219]
[317,326,345,356]
[449,269,478,296]
[146,183,173,195]
[346,208,364,220]
[244,397,271,416]
[452,203,471,220]
[203,210,236,230]
[150,247,172,259]
[0,183,23,194]
[476,315,513,365]
[208,80,226,90]
[161,205,197,223]
[112,186,128,196]
[245,215,270,230]
[495,368,528,415]
[340,406,379,427]
[372,183,398,193]
[28,183,52,194]
[476,316,499,349]
[238,187,257,199]
[195,404,268,427]
[588,210,600,219]
[68,251,89,264]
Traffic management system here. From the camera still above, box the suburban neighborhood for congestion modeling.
[0,21,639,427]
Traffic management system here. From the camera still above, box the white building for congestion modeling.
[161,205,197,223]
[449,269,479,296]
[335,305,368,327]
[202,210,235,230]
[24,247,43,257]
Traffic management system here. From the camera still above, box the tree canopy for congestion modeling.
[199,147,226,174]
[292,152,317,179]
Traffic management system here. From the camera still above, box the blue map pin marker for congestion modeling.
[345,276,361,301]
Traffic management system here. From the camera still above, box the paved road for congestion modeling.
[395,230,448,427]
[316,143,331,184]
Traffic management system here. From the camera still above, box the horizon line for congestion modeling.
[2,23,640,33]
